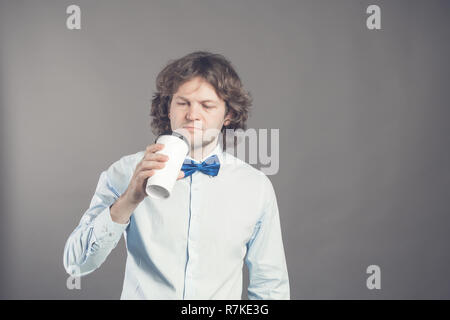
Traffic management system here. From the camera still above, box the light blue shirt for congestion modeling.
[63,142,290,299]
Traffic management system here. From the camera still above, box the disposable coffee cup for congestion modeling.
[145,131,190,199]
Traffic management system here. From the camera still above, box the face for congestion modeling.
[168,76,232,151]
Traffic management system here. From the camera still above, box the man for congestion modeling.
[63,51,290,299]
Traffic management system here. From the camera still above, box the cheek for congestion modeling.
[168,109,180,120]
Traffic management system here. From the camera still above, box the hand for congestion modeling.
[122,143,185,206]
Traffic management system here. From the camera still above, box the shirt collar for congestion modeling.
[185,142,223,164]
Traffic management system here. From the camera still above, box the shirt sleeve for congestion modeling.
[63,163,130,278]
[244,176,290,300]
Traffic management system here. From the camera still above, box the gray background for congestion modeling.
[0,0,449,299]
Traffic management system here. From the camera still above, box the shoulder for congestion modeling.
[222,153,278,221]
[108,150,144,173]
[103,150,145,194]
[221,151,275,195]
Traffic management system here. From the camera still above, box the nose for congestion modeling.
[186,103,202,121]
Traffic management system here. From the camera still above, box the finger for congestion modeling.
[176,171,185,180]
[143,152,169,162]
[137,169,156,181]
[146,143,165,154]
[140,160,165,170]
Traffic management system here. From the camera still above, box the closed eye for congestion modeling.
[177,102,214,108]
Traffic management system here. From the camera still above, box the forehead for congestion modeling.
[173,77,223,103]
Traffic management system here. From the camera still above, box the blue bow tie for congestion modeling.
[181,154,220,178]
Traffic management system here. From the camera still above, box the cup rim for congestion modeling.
[154,130,190,156]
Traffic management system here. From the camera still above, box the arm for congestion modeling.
[63,166,130,277]
[244,177,290,300]
[63,144,181,277]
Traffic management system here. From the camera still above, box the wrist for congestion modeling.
[110,193,137,224]
[122,190,144,208]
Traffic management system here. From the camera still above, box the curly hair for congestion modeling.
[150,51,253,150]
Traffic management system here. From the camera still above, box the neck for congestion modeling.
[189,137,219,162]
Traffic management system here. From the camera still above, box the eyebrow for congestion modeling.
[175,96,219,104]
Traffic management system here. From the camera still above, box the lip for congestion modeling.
[183,126,202,130]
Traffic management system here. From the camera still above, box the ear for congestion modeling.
[224,110,233,126]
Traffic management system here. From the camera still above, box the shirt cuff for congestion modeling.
[92,206,130,245]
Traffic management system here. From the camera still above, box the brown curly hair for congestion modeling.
[150,51,252,150]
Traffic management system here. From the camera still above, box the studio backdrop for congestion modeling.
[0,0,449,299]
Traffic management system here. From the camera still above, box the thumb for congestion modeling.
[177,171,185,180]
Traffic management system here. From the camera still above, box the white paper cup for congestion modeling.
[145,132,190,199]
